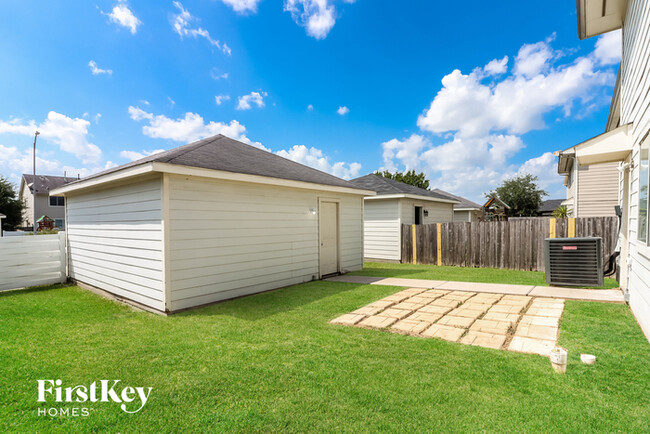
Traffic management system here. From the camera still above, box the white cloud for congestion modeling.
[337,106,349,115]
[483,56,508,76]
[593,29,622,65]
[0,112,102,164]
[215,94,231,105]
[119,149,166,161]
[307,104,314,111]
[94,113,102,124]
[211,70,229,80]
[276,145,361,179]
[127,106,264,149]
[221,0,262,14]
[104,1,141,34]
[284,0,336,39]
[88,60,113,75]
[236,91,267,110]
[171,2,231,55]
[168,97,176,107]
[381,35,618,202]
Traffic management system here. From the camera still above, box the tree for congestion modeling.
[486,174,547,217]
[552,205,572,219]
[0,176,24,231]
[375,170,430,190]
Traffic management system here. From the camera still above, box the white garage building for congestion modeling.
[51,135,373,313]
[351,174,458,262]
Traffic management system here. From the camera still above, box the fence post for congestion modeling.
[437,223,442,266]
[412,224,417,264]
[568,217,576,238]
[59,231,67,283]
[549,218,556,239]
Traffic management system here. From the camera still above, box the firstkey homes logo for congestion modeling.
[37,380,153,417]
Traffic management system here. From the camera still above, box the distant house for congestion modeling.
[19,174,73,229]
[51,135,373,313]
[555,124,631,217]
[351,174,459,262]
[431,189,483,222]
[538,199,565,217]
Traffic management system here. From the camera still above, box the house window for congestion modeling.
[414,206,423,225]
[49,196,65,207]
[639,141,649,243]
[54,219,65,229]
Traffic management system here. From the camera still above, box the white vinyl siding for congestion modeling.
[577,162,620,217]
[622,0,650,338]
[167,175,363,311]
[364,199,401,261]
[399,198,454,225]
[66,176,165,311]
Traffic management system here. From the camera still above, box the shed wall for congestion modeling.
[363,199,401,261]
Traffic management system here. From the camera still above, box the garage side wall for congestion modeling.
[167,175,363,311]
[400,199,454,224]
[66,176,165,311]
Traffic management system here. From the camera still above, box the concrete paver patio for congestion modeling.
[331,287,569,356]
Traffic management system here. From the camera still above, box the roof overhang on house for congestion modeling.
[605,67,621,132]
[364,193,459,205]
[454,207,482,212]
[577,0,627,39]
[50,161,376,197]
[556,123,633,174]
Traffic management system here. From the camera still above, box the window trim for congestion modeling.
[49,196,65,207]
[638,136,649,245]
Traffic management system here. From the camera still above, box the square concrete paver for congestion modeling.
[421,324,465,341]
[358,315,398,329]
[330,313,366,326]
[331,287,567,356]
[437,315,475,328]
[391,318,433,335]
[508,336,556,356]
[461,331,507,349]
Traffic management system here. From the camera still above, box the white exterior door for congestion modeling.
[319,201,339,276]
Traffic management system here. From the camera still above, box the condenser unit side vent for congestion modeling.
[545,237,603,287]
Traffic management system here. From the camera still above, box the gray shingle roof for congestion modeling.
[61,135,366,190]
[430,188,482,210]
[350,174,458,202]
[539,199,565,213]
[22,174,75,194]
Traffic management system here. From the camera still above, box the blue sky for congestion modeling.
[0,0,621,202]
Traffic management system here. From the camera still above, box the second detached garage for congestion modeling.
[51,135,374,313]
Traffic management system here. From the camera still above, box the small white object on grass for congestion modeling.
[580,354,596,364]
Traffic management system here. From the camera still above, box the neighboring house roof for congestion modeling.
[539,199,564,214]
[52,135,375,196]
[430,188,482,211]
[350,174,459,204]
[21,174,74,194]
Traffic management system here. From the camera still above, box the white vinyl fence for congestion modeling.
[0,232,66,291]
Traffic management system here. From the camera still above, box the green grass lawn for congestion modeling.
[1,276,647,432]
[352,262,620,289]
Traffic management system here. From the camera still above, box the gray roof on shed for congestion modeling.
[22,174,74,194]
[61,135,364,190]
[430,188,482,210]
[350,174,457,202]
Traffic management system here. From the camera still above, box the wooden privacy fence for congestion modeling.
[0,232,67,291]
[401,217,619,272]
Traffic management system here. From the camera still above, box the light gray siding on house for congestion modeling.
[66,176,165,311]
[577,162,619,216]
[167,175,363,311]
[364,199,401,261]
[622,0,650,338]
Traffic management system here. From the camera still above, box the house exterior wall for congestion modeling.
[399,198,454,225]
[20,183,67,228]
[453,210,482,222]
[363,199,401,261]
[65,175,165,311]
[563,162,578,214]
[576,162,620,217]
[622,0,650,339]
[167,174,364,311]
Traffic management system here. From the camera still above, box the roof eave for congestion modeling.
[577,0,626,40]
[364,193,459,204]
